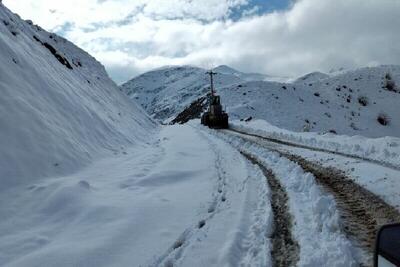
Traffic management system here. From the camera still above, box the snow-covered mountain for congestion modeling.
[213,65,288,82]
[120,65,242,120]
[121,64,400,138]
[0,3,155,190]
[293,71,330,84]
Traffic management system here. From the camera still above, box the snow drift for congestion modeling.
[0,3,155,190]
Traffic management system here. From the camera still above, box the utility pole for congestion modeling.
[206,71,217,96]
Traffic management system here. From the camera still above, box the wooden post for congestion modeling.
[206,71,217,96]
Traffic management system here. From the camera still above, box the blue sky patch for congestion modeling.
[230,0,292,20]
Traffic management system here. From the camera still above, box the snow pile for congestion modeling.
[211,127,362,266]
[0,3,156,190]
[231,119,400,169]
[122,64,400,138]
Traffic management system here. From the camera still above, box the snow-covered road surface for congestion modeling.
[0,125,272,267]
[241,152,300,267]
[212,124,400,266]
[1,123,384,267]
[224,128,400,213]
[205,125,362,266]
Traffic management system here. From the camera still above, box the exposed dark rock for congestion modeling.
[33,35,73,69]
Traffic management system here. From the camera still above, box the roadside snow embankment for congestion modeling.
[0,3,155,190]
[231,120,400,169]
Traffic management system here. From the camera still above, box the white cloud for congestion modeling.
[4,0,400,83]
[4,0,131,28]
[4,0,248,29]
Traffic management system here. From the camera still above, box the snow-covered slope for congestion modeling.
[218,65,400,138]
[0,3,155,190]
[120,64,287,121]
[293,71,330,84]
[121,64,400,138]
[213,65,287,82]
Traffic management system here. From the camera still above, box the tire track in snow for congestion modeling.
[211,129,361,266]
[241,152,300,267]
[223,130,400,262]
[283,153,400,252]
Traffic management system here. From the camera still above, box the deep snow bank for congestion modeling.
[0,3,156,189]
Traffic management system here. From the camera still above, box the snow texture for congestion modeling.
[0,3,156,190]
[0,125,273,267]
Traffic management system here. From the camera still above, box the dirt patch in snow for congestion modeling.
[242,152,299,267]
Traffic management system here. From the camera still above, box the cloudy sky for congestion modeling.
[3,0,400,84]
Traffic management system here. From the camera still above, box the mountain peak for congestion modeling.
[213,65,240,74]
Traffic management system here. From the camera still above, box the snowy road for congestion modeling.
[223,128,400,213]
[211,125,400,266]
[2,123,393,266]
[202,126,362,266]
[0,125,272,267]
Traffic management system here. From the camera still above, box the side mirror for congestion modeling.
[375,223,400,267]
